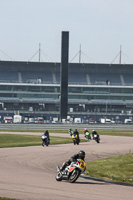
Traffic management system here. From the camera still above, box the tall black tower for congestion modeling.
[60,31,69,121]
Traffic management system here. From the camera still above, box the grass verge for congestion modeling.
[95,130,133,137]
[0,129,133,136]
[85,153,133,184]
[0,198,20,200]
[0,134,86,148]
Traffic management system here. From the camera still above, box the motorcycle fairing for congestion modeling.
[72,134,77,139]
[68,167,75,172]
[42,135,47,139]
[77,159,86,171]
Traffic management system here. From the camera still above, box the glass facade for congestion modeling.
[0,83,133,114]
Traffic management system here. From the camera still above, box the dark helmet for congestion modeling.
[78,150,85,159]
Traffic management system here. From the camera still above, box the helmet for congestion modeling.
[78,150,85,159]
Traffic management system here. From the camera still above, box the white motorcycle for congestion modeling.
[93,134,100,143]
[56,159,86,183]
[42,135,49,146]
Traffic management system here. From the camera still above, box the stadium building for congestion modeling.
[0,60,133,123]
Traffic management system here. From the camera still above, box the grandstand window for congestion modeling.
[68,87,81,93]
[69,95,88,100]
[41,86,55,93]
[28,86,40,92]
[0,85,13,91]
[13,86,28,91]
[0,93,17,97]
[109,88,133,94]
[54,87,59,92]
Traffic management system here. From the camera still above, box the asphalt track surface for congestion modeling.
[0,132,133,200]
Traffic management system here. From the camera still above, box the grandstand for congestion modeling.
[0,60,133,123]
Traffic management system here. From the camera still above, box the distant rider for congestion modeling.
[42,130,50,144]
[60,150,85,172]
[92,130,99,139]
[84,129,91,140]
[83,128,87,135]
[68,128,74,136]
[74,129,80,143]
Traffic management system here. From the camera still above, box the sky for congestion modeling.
[0,0,133,64]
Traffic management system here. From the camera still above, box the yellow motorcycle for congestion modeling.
[72,134,79,145]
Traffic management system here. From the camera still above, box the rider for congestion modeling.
[68,128,74,136]
[83,128,87,135]
[74,129,80,143]
[42,130,50,144]
[60,150,85,172]
[92,130,99,139]
[84,129,91,139]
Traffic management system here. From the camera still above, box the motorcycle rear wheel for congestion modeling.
[68,169,80,183]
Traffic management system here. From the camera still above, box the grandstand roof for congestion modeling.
[0,60,133,73]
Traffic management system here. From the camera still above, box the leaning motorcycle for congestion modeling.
[42,135,49,146]
[93,134,100,143]
[84,132,91,140]
[72,134,79,145]
[56,159,86,183]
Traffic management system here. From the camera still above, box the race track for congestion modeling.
[0,133,133,200]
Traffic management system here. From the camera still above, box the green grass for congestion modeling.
[0,129,133,136]
[95,130,133,137]
[85,153,133,184]
[0,134,86,148]
[0,198,20,200]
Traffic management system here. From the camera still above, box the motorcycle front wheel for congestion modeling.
[76,139,79,145]
[68,169,80,183]
[97,138,100,143]
[73,139,76,145]
[55,172,62,181]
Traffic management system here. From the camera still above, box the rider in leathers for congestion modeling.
[73,129,80,144]
[92,130,99,140]
[42,130,50,144]
[60,150,85,172]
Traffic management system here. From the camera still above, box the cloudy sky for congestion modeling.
[0,0,133,64]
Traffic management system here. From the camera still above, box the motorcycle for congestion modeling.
[71,134,79,145]
[84,132,91,140]
[93,134,100,143]
[56,159,86,183]
[42,135,49,146]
